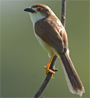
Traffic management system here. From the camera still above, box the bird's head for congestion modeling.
[24,4,55,25]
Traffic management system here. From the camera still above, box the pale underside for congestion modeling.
[34,31,59,57]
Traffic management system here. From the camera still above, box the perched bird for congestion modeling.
[24,4,85,96]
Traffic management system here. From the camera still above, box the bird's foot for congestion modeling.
[44,55,55,75]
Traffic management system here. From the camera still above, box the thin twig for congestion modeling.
[33,56,57,98]
[33,0,66,97]
[61,0,66,27]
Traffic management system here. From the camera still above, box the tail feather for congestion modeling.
[59,52,85,96]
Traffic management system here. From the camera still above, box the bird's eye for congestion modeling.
[37,7,42,12]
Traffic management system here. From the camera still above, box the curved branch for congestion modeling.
[33,0,66,97]
[33,55,57,98]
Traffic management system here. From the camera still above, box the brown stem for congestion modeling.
[33,55,57,98]
[61,0,66,27]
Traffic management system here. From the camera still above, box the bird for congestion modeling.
[24,4,85,96]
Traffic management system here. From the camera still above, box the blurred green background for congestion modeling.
[1,0,89,98]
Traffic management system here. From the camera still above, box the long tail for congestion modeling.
[59,52,85,96]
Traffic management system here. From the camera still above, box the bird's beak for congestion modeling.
[24,8,36,13]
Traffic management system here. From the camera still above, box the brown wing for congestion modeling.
[35,16,68,53]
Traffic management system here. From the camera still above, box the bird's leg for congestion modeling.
[44,55,55,75]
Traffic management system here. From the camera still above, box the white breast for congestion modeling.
[34,31,55,58]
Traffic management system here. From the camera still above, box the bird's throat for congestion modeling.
[29,13,46,25]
